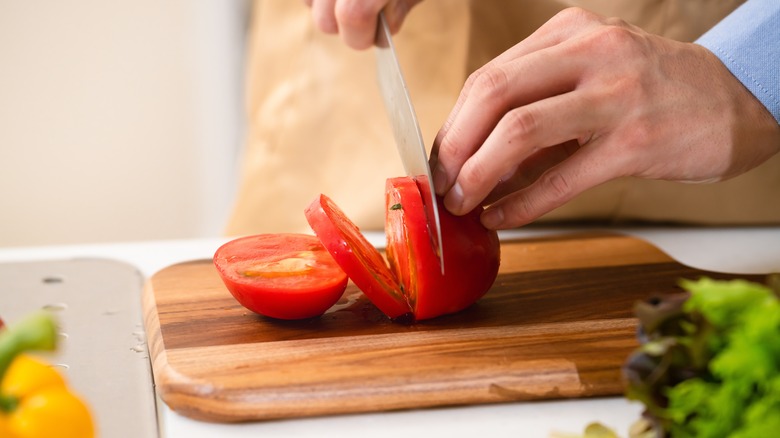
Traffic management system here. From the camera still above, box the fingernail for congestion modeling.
[481,207,504,229]
[432,164,448,195]
[445,181,464,213]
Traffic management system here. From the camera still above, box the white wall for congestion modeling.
[0,0,249,247]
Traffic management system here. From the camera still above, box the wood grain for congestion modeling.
[142,232,759,422]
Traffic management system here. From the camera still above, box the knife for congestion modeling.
[375,11,445,274]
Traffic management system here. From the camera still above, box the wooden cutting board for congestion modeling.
[142,232,759,423]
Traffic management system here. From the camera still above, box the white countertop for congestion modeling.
[1,226,778,438]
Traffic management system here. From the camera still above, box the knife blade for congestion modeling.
[375,11,444,274]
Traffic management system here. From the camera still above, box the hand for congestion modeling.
[431,7,780,230]
[303,0,422,49]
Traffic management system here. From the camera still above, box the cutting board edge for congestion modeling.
[142,278,212,410]
[150,382,628,423]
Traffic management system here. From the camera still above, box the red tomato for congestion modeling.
[305,176,501,321]
[304,194,412,320]
[213,234,348,320]
[386,177,501,320]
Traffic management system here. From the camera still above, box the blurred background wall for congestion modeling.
[0,0,250,246]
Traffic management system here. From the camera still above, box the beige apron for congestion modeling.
[226,0,779,236]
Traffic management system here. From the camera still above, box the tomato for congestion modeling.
[385,177,501,320]
[213,234,348,320]
[305,176,501,321]
[305,194,413,320]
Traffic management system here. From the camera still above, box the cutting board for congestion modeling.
[142,232,759,423]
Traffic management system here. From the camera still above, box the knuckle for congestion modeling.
[502,107,540,144]
[335,1,374,27]
[503,195,541,226]
[553,7,596,26]
[460,155,490,188]
[438,124,470,162]
[463,69,481,90]
[603,15,629,28]
[548,6,603,29]
[539,170,572,200]
[591,25,640,55]
[469,66,510,106]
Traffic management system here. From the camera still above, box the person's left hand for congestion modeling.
[430,7,780,230]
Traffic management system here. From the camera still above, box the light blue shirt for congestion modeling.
[696,0,780,123]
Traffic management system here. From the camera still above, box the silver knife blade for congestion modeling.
[375,11,444,274]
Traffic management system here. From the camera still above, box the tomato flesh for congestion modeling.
[213,234,348,320]
[386,177,501,320]
[306,177,501,321]
[384,179,421,310]
[217,178,500,322]
[305,194,412,320]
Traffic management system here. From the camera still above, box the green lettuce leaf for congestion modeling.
[623,275,780,437]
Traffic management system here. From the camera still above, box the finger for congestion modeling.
[311,0,339,34]
[484,8,606,69]
[432,7,605,168]
[384,0,422,34]
[480,138,629,229]
[433,36,593,199]
[483,140,581,205]
[442,86,601,215]
[335,0,387,50]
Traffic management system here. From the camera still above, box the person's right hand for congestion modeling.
[303,0,423,49]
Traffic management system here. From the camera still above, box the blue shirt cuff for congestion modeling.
[696,0,780,123]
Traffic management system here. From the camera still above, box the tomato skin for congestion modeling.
[307,177,500,322]
[386,177,501,320]
[213,234,348,320]
[305,195,412,319]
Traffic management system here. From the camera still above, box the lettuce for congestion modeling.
[623,275,780,437]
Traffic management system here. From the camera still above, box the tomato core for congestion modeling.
[242,252,317,278]
[213,234,348,320]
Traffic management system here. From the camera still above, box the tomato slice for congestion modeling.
[213,234,348,320]
[384,177,424,310]
[306,178,500,322]
[305,194,412,320]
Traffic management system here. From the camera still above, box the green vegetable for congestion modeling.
[390,203,402,211]
[623,275,780,438]
[549,422,620,438]
[549,420,655,438]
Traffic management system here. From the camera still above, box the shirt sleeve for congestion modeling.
[695,0,780,124]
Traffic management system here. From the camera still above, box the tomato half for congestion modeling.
[213,234,348,320]
[306,177,501,321]
[385,176,501,320]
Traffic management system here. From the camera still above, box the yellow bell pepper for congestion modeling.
[0,312,94,438]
